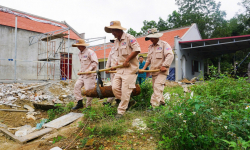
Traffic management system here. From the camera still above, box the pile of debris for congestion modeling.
[0,82,52,107]
[0,81,76,109]
[0,81,85,145]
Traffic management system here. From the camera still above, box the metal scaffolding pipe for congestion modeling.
[67,29,70,81]
[14,16,17,83]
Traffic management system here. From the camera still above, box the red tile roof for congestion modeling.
[95,26,191,59]
[0,10,80,40]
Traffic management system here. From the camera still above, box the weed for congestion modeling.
[79,137,88,148]
[163,85,183,97]
[99,145,104,150]
[47,102,75,121]
[78,121,85,128]
[87,126,96,134]
[52,135,64,144]
[83,105,116,121]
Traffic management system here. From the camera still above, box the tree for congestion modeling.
[127,28,137,37]
[171,0,227,39]
[127,28,142,37]
[140,20,158,34]
[157,17,169,31]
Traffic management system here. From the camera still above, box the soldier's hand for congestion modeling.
[105,71,110,74]
[110,67,116,71]
[123,61,130,67]
[160,66,168,72]
[85,71,91,75]
[138,69,145,73]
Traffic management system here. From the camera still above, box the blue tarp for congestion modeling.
[147,67,175,81]
[167,67,175,81]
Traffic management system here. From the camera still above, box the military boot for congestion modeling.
[72,100,84,110]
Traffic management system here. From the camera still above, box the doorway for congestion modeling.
[60,53,72,80]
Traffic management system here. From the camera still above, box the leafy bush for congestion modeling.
[132,79,153,109]
[148,76,250,149]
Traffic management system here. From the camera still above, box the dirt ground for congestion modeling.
[0,80,179,150]
[0,100,157,150]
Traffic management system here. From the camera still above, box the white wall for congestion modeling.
[175,24,204,81]
[0,25,80,80]
[181,24,202,41]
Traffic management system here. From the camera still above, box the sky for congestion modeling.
[0,0,244,45]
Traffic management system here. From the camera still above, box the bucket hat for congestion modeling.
[105,21,126,33]
[145,28,163,41]
[72,39,90,47]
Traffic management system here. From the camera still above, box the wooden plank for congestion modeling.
[0,128,23,144]
[0,109,28,112]
[43,112,84,129]
[0,128,53,144]
[19,128,53,143]
[41,33,69,41]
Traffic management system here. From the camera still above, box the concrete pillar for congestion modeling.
[218,57,221,74]
[174,36,180,82]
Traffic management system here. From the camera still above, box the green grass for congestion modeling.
[74,75,250,149]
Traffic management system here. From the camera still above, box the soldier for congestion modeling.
[72,39,98,110]
[140,28,174,109]
[103,39,119,106]
[104,21,141,118]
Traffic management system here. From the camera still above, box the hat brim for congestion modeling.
[72,43,90,47]
[105,26,127,33]
[145,33,163,41]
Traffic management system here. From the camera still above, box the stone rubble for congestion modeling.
[0,81,75,108]
[0,81,76,138]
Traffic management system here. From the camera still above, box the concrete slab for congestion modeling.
[43,112,84,129]
[0,128,23,143]
[0,128,53,144]
[19,128,53,143]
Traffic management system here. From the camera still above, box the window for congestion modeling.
[192,60,201,75]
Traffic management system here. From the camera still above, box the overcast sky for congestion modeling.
[0,0,244,45]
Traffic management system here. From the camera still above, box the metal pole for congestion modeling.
[104,37,106,81]
[14,16,17,83]
[67,29,70,82]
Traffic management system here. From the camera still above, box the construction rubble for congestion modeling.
[0,81,78,144]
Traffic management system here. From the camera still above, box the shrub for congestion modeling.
[132,79,153,109]
[148,76,250,149]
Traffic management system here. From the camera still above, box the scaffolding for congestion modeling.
[29,29,109,80]
[29,28,71,80]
